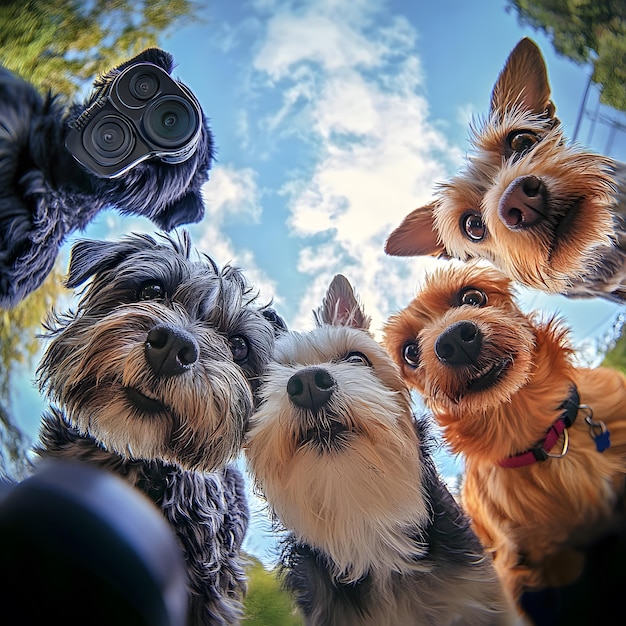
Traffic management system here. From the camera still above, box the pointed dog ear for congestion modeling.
[490,37,556,120]
[314,274,371,331]
[385,204,445,257]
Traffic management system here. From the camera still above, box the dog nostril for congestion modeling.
[287,376,304,397]
[435,320,482,366]
[287,366,336,412]
[498,175,546,229]
[314,369,334,390]
[459,323,477,342]
[521,175,541,197]
[145,323,199,378]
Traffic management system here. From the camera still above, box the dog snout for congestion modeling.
[498,175,546,229]
[287,366,336,412]
[435,321,482,366]
[145,323,199,377]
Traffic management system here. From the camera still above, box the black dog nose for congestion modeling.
[145,323,199,378]
[287,367,336,412]
[498,175,546,229]
[435,321,482,366]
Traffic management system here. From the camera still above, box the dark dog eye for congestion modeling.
[459,287,487,307]
[402,341,421,368]
[507,131,539,154]
[460,212,486,242]
[138,281,166,301]
[344,351,371,366]
[229,335,250,363]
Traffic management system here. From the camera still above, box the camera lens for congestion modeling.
[129,70,160,101]
[142,95,199,149]
[88,115,134,161]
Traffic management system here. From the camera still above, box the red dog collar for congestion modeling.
[498,386,580,469]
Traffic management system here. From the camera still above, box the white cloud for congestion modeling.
[250,0,462,332]
[189,167,279,307]
[203,166,262,222]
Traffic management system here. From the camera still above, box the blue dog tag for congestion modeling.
[593,429,611,453]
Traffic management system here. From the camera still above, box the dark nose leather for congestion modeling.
[145,323,199,377]
[498,175,546,229]
[287,366,336,412]
[435,320,482,366]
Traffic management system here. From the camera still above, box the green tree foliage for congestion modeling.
[0,267,67,478]
[0,0,201,98]
[0,1,203,472]
[601,315,626,375]
[244,555,304,626]
[0,266,67,397]
[506,0,626,111]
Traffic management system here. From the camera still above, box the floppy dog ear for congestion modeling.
[315,274,371,331]
[65,238,148,288]
[152,191,205,231]
[385,204,445,257]
[262,307,288,336]
[490,38,556,120]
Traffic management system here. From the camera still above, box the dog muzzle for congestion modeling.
[65,61,203,178]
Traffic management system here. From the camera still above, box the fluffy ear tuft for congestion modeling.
[262,307,289,336]
[490,38,555,119]
[152,191,205,231]
[314,275,371,330]
[385,204,445,257]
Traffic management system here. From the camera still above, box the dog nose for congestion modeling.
[145,323,199,377]
[435,321,482,366]
[287,367,336,412]
[498,175,546,229]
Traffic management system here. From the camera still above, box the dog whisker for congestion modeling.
[34,231,286,624]
[247,273,516,624]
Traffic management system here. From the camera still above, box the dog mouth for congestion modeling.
[548,200,581,260]
[465,357,512,393]
[299,416,350,451]
[124,387,168,414]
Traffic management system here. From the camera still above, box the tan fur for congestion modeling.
[246,325,430,584]
[385,38,618,298]
[383,261,626,611]
[246,275,517,624]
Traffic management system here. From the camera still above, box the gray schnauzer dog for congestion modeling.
[0,47,213,308]
[245,275,515,626]
[35,231,284,625]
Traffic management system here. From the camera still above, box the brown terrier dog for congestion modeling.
[384,37,626,302]
[383,260,626,618]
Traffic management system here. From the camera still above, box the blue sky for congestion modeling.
[10,0,626,565]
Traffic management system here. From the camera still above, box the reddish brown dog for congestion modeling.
[383,260,626,614]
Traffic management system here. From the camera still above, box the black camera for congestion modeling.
[66,62,202,178]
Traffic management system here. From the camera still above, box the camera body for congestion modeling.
[66,62,202,178]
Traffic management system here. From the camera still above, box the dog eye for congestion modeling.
[507,131,539,154]
[229,335,250,363]
[344,351,371,366]
[459,287,487,307]
[138,281,166,301]
[402,341,421,368]
[460,212,486,242]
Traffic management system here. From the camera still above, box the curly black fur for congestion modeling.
[0,48,214,308]
[36,411,249,626]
